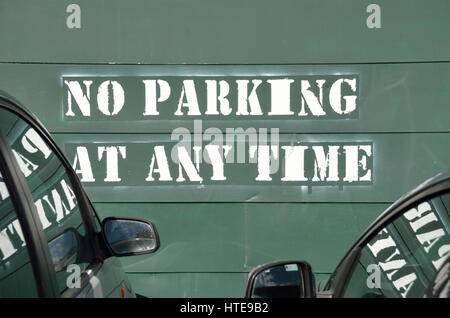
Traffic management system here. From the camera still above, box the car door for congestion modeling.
[322,173,450,298]
[0,98,130,298]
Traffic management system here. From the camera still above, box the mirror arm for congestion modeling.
[93,231,114,261]
[300,263,316,298]
[332,247,362,298]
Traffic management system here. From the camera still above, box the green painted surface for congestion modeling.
[95,203,385,273]
[0,0,449,297]
[0,0,449,64]
[51,133,450,203]
[0,63,448,133]
[126,272,248,298]
[126,272,331,298]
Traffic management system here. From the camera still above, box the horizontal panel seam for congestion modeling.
[51,132,450,135]
[1,61,450,66]
[124,271,332,274]
[93,201,394,204]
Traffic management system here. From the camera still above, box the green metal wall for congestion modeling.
[0,0,449,297]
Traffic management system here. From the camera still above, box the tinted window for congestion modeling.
[0,170,38,297]
[0,107,93,293]
[343,192,450,298]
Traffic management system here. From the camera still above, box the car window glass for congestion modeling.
[0,107,93,293]
[343,192,450,298]
[0,169,38,297]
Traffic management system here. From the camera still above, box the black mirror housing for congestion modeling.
[101,217,160,257]
[245,260,316,298]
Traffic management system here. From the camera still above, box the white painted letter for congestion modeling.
[267,79,294,115]
[64,80,92,117]
[97,81,125,116]
[175,80,201,116]
[236,80,263,116]
[72,146,95,182]
[97,146,127,182]
[142,79,171,116]
[329,78,357,115]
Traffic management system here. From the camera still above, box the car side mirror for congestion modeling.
[102,217,160,256]
[245,261,316,298]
